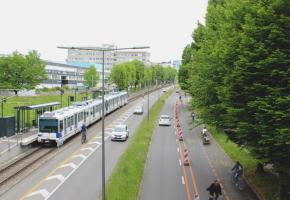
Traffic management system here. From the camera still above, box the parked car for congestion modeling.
[158,115,171,126]
[176,90,180,93]
[134,105,144,115]
[111,124,129,141]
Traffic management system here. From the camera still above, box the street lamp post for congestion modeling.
[58,45,150,200]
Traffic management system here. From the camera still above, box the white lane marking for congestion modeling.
[80,147,95,152]
[26,189,49,198]
[46,174,65,182]
[181,176,185,185]
[177,148,180,153]
[94,136,102,139]
[44,135,106,200]
[60,163,77,170]
[179,160,181,166]
[176,139,178,142]
[89,141,101,145]
[71,154,86,159]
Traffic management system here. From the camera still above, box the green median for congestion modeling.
[208,125,279,200]
[105,89,174,200]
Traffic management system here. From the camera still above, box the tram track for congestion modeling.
[0,86,163,196]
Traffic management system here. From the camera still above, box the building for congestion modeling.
[41,61,87,88]
[158,60,182,70]
[66,44,151,71]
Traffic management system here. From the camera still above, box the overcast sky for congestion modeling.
[0,0,208,62]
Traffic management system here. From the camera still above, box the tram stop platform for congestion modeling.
[0,129,38,165]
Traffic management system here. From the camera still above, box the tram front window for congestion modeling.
[39,119,58,133]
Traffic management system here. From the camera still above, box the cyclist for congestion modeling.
[232,161,243,185]
[81,123,87,144]
[206,180,222,200]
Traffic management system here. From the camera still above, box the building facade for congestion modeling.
[66,44,150,71]
[41,61,87,88]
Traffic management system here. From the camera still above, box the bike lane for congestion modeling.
[177,97,259,200]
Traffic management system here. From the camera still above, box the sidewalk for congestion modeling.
[0,129,38,164]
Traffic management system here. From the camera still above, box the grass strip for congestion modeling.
[105,90,174,200]
[208,125,279,200]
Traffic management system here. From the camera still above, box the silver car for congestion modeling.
[158,115,171,126]
[111,125,129,141]
[134,105,144,115]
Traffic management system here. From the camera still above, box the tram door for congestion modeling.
[74,114,77,128]
[64,118,67,135]
[84,111,86,123]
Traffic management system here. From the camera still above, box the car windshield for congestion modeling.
[114,127,126,132]
[161,116,170,120]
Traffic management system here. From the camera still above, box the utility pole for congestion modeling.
[58,45,150,200]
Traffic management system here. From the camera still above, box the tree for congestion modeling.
[182,0,290,197]
[132,60,145,88]
[0,51,46,90]
[84,65,100,88]
[109,63,129,90]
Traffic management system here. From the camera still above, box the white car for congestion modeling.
[158,115,171,126]
[134,105,144,115]
[111,125,129,141]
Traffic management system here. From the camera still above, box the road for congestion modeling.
[140,92,259,200]
[1,89,162,200]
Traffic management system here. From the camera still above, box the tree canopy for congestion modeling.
[109,60,176,90]
[84,65,100,88]
[179,0,290,197]
[0,51,46,90]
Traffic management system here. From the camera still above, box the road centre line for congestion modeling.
[181,176,185,185]
[179,159,182,166]
[177,147,180,152]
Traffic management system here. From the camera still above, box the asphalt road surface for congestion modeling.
[140,92,259,200]
[1,89,162,200]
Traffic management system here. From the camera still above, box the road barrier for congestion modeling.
[183,148,190,166]
[178,130,184,141]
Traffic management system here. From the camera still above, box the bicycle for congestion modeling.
[231,171,245,191]
[81,131,87,144]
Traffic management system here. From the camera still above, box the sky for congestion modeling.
[0,0,208,63]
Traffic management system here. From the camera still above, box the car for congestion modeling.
[176,90,180,93]
[158,115,171,126]
[162,89,167,92]
[111,124,129,141]
[134,105,144,115]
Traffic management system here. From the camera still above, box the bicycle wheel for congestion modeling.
[238,178,245,191]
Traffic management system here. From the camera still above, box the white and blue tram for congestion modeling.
[37,91,128,144]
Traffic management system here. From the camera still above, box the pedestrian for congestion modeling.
[194,194,200,200]
[81,123,87,144]
[56,132,63,148]
[206,180,222,200]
